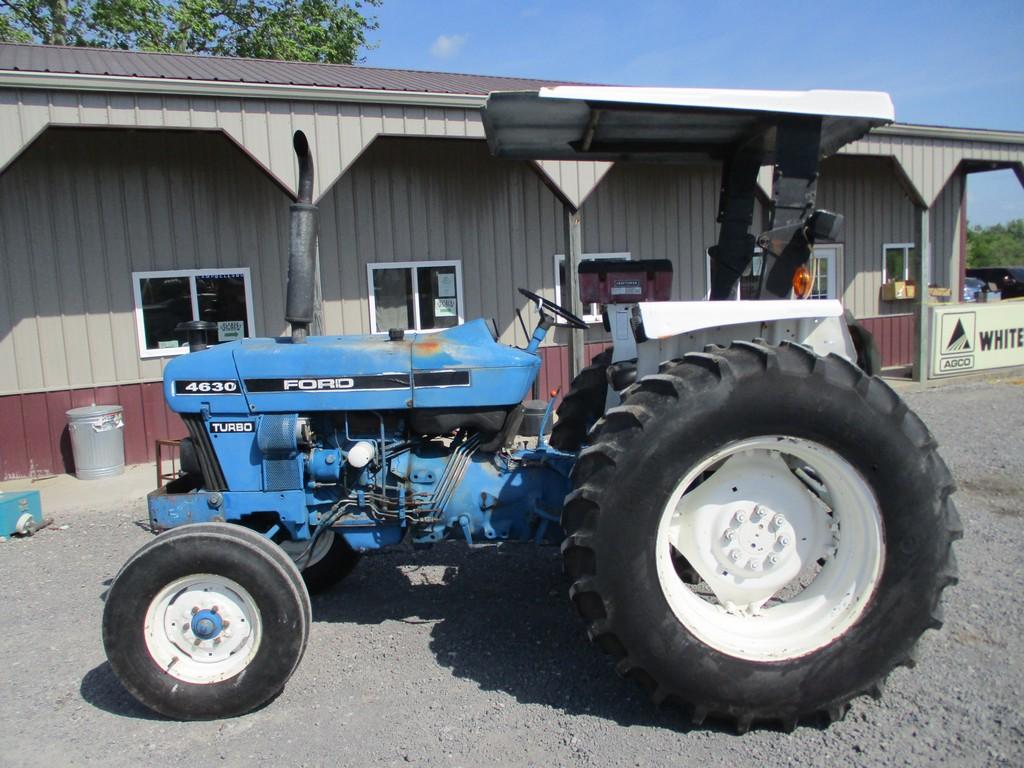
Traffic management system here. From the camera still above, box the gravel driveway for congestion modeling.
[1,376,1021,767]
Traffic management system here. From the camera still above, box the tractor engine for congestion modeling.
[152,319,573,551]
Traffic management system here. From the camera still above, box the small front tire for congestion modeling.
[103,523,310,720]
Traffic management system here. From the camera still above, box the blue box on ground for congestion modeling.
[0,491,43,538]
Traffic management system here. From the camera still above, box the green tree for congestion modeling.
[966,219,1024,267]
[0,0,380,64]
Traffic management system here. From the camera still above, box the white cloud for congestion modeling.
[430,34,467,60]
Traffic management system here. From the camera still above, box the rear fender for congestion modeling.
[633,300,857,378]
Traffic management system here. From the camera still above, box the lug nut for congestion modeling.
[778,536,790,548]
[767,553,778,566]
[735,511,747,524]
[749,559,761,570]
[751,505,764,521]
[723,529,736,542]
[729,550,742,562]
[773,514,786,530]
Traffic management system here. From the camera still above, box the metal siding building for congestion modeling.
[1,43,1023,479]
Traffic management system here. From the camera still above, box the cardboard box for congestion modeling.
[882,280,911,300]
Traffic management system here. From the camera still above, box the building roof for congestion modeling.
[0,42,578,95]
[0,43,1021,147]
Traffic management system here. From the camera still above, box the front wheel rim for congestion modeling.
[655,436,885,662]
[143,574,262,684]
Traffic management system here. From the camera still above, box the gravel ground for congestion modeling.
[1,375,1022,767]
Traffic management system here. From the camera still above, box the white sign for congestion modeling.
[931,302,1024,377]
[434,297,457,318]
[437,273,456,298]
[218,320,245,342]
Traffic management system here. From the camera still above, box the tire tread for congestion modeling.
[560,340,960,732]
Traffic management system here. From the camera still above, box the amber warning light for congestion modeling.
[792,265,813,298]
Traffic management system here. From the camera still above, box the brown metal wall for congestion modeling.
[816,155,918,319]
[579,162,729,301]
[0,127,291,398]
[316,136,570,347]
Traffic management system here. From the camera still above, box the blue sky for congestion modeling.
[363,0,1024,227]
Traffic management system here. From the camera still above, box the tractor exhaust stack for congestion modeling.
[286,130,318,343]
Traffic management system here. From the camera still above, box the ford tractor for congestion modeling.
[102,87,960,732]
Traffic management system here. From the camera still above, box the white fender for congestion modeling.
[604,300,859,396]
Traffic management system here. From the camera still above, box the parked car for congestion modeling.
[963,276,986,302]
[966,266,1024,299]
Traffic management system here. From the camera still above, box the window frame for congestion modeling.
[366,259,465,335]
[882,242,914,283]
[131,267,256,359]
[809,244,841,300]
[553,251,632,324]
[704,248,765,300]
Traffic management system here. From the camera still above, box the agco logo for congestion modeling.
[944,318,972,354]
[937,312,975,373]
[283,378,355,391]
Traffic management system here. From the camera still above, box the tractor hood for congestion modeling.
[163,319,541,415]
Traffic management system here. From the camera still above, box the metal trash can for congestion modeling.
[66,405,125,480]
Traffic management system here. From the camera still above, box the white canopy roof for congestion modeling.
[483,86,894,163]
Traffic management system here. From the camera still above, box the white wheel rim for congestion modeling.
[144,574,262,684]
[279,531,336,570]
[655,436,884,662]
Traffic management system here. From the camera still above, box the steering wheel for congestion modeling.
[518,287,589,330]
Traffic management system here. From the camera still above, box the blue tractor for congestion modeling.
[102,87,960,731]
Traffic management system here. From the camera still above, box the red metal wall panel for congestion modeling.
[117,385,148,466]
[0,381,188,479]
[20,392,53,476]
[0,396,29,479]
[44,389,74,473]
[859,314,916,368]
[537,342,611,405]
[139,382,169,462]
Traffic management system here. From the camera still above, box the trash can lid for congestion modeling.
[66,404,123,419]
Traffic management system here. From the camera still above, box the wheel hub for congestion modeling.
[669,449,831,613]
[146,574,261,683]
[717,504,797,575]
[190,609,224,640]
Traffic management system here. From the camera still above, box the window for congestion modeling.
[705,248,764,300]
[132,268,255,358]
[883,243,915,283]
[554,252,631,323]
[367,260,464,334]
[809,245,840,300]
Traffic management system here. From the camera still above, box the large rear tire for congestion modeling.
[549,349,611,451]
[562,341,960,731]
[103,523,310,720]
